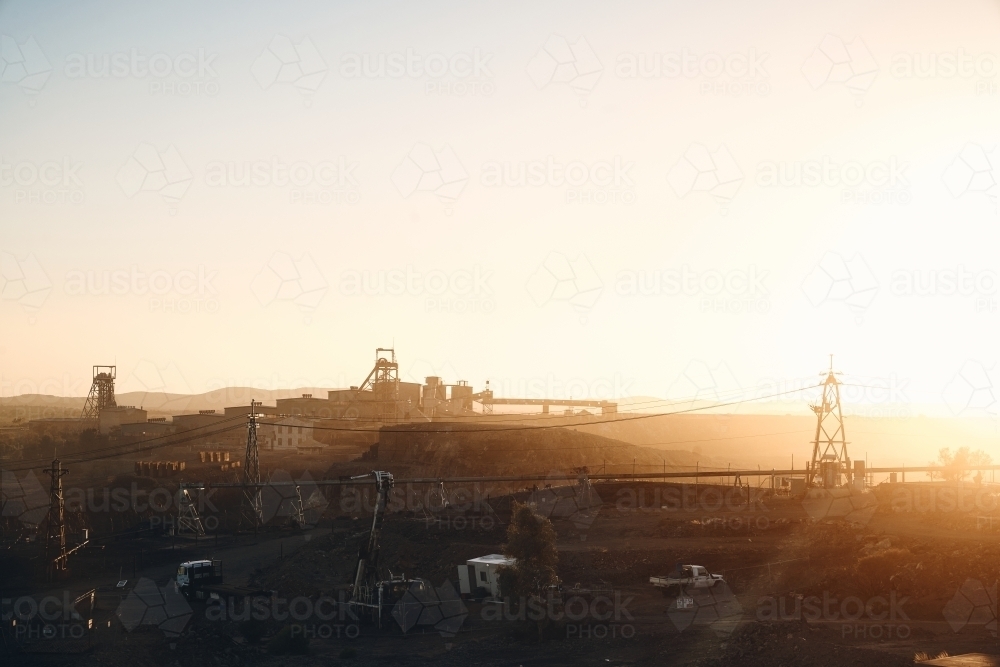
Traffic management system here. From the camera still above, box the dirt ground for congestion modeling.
[5,468,1000,666]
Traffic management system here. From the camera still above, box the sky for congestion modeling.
[0,0,997,421]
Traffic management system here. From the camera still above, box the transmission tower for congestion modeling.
[239,400,263,534]
[81,365,117,420]
[43,459,69,575]
[806,356,850,488]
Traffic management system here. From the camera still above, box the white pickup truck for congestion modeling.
[650,564,725,595]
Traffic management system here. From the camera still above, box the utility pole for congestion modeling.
[239,400,262,535]
[44,459,69,577]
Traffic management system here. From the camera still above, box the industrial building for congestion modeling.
[27,350,619,450]
[270,347,618,424]
[98,406,147,434]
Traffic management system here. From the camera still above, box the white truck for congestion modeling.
[649,564,725,596]
[177,559,271,602]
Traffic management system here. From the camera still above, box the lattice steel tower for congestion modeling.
[358,348,400,423]
[43,459,69,573]
[239,400,263,534]
[81,365,117,420]
[806,356,850,488]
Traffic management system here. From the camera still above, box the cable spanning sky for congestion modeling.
[0,0,997,419]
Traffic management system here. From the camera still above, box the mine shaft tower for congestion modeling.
[81,365,117,420]
[358,347,400,423]
[806,356,851,488]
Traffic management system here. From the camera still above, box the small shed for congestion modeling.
[457,554,515,597]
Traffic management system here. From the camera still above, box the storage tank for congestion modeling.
[451,381,474,409]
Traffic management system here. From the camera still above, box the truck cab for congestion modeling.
[649,564,725,595]
[681,565,714,587]
[177,559,222,590]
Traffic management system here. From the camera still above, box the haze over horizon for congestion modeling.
[1,0,997,424]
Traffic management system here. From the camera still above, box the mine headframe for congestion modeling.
[356,348,400,423]
[81,365,117,420]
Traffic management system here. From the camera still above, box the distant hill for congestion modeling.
[3,390,993,473]
[0,387,332,419]
[376,422,717,478]
[570,412,999,471]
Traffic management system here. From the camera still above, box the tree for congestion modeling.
[928,447,993,481]
[497,502,560,641]
[854,547,911,598]
[497,502,558,598]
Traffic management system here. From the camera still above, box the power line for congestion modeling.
[4,420,247,472]
[259,384,821,434]
[4,385,820,472]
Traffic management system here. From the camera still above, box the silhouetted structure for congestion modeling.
[806,356,850,488]
[238,400,262,534]
[43,458,69,574]
[81,365,117,420]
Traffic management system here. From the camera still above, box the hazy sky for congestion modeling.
[0,0,997,419]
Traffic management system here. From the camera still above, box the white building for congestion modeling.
[260,416,325,452]
[457,554,515,597]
